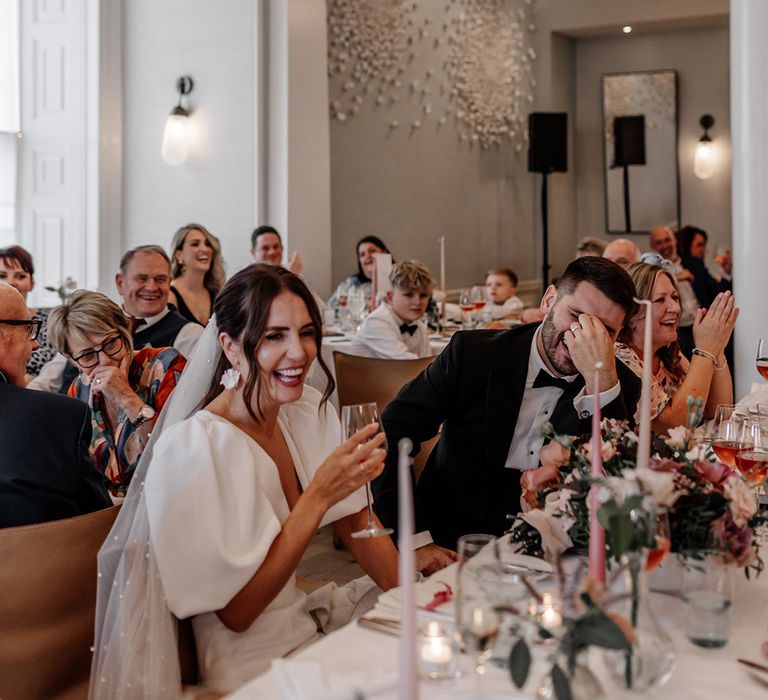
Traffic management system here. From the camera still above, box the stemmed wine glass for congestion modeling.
[734,418,768,495]
[471,286,487,312]
[757,339,768,381]
[711,405,751,467]
[458,289,474,329]
[340,402,393,539]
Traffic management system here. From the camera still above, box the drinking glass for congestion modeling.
[682,551,733,648]
[757,339,768,381]
[340,402,393,539]
[347,290,367,330]
[471,285,487,312]
[711,405,751,467]
[455,534,500,675]
[646,511,672,572]
[734,418,768,487]
[336,281,349,309]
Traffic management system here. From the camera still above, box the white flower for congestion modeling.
[665,426,688,451]
[635,465,679,508]
[624,431,639,444]
[543,488,572,516]
[724,476,758,527]
[519,509,574,562]
[685,444,707,462]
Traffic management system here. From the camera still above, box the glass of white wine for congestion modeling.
[340,402,393,539]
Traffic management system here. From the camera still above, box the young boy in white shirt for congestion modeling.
[349,260,435,359]
[485,268,525,319]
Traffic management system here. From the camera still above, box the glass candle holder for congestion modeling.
[418,621,458,680]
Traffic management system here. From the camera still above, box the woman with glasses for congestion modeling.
[615,261,737,432]
[47,291,186,497]
[0,246,57,382]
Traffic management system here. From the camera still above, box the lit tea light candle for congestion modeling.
[530,592,563,631]
[418,621,455,679]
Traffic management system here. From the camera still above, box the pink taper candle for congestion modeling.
[588,363,606,584]
[635,298,653,470]
[398,438,418,699]
[439,236,446,324]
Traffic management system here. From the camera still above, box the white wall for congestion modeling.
[574,26,731,258]
[121,0,257,284]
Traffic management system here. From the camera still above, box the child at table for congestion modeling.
[486,268,525,320]
[349,260,434,360]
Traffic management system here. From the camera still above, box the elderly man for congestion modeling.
[0,283,110,527]
[374,257,642,573]
[648,226,698,357]
[602,238,641,268]
[29,245,203,392]
[250,225,302,274]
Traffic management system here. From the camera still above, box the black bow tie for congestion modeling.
[133,318,147,328]
[532,368,584,395]
[399,323,418,336]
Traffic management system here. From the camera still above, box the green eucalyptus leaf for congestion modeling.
[578,615,631,650]
[552,664,573,700]
[509,638,531,688]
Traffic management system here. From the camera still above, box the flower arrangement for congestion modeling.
[509,409,767,576]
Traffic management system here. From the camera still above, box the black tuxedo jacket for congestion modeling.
[0,382,111,528]
[374,324,642,549]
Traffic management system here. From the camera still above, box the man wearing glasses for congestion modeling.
[0,283,110,527]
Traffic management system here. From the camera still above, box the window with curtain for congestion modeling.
[0,0,20,248]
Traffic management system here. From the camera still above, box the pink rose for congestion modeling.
[520,465,559,512]
[649,458,680,473]
[540,441,571,470]
[724,476,758,527]
[711,512,756,567]
[693,460,734,489]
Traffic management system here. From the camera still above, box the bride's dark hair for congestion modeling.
[201,263,335,421]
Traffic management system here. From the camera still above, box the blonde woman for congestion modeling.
[615,260,737,431]
[47,291,186,496]
[169,223,225,325]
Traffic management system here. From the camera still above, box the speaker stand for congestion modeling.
[622,164,632,233]
[540,172,551,290]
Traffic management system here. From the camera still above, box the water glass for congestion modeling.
[681,551,733,648]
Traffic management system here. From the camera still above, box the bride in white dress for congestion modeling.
[90,264,399,697]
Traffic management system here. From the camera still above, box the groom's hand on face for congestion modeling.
[563,314,618,394]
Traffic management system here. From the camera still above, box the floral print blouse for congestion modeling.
[68,347,186,497]
[614,342,684,423]
[26,308,57,377]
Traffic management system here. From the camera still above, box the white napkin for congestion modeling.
[736,383,768,413]
[271,658,396,700]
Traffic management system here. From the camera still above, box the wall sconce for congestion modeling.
[161,76,194,166]
[693,114,716,180]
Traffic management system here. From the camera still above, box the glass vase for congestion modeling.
[603,551,676,691]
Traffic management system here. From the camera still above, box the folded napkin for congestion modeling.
[271,658,396,700]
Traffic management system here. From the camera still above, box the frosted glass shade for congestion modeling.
[693,140,716,180]
[161,113,190,166]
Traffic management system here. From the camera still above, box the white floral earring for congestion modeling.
[220,367,241,390]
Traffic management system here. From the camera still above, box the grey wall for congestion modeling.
[574,26,731,258]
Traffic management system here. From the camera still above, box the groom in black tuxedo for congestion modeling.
[373,257,642,573]
[0,284,110,528]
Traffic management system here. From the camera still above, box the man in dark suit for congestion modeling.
[0,283,110,528]
[374,257,642,573]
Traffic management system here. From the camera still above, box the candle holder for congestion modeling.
[528,592,564,637]
[418,621,459,680]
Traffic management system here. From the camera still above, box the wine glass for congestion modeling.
[347,290,367,331]
[646,511,672,572]
[340,402,393,539]
[757,339,768,381]
[711,405,751,467]
[735,418,768,488]
[458,289,474,329]
[455,534,500,676]
[471,285,487,312]
[336,281,349,309]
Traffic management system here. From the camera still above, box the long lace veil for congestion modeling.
[89,317,222,699]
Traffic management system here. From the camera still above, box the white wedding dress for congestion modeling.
[145,386,374,691]
[89,319,377,698]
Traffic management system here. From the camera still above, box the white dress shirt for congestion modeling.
[348,303,431,360]
[133,306,203,360]
[504,327,620,471]
[489,296,524,320]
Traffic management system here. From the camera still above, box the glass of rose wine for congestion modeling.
[646,511,672,572]
[734,418,768,488]
[459,288,475,329]
[711,405,752,467]
[757,339,768,381]
[471,285,487,312]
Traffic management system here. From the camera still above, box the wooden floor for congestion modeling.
[296,525,364,591]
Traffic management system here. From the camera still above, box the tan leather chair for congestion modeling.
[332,352,439,480]
[0,506,120,700]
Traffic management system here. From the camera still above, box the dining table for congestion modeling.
[228,553,768,699]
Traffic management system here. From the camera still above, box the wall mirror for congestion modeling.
[602,69,680,234]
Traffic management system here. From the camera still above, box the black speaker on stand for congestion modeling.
[611,115,646,233]
[528,112,568,290]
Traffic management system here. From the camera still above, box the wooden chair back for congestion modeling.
[333,352,439,479]
[0,506,120,700]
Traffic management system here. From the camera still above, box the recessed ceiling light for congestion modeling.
[622,25,633,34]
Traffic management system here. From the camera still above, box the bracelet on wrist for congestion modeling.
[692,347,727,370]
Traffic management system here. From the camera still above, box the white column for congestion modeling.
[731,0,768,399]
[267,0,333,297]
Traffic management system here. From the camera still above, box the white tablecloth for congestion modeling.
[229,557,768,699]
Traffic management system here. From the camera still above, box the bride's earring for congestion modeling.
[220,367,241,390]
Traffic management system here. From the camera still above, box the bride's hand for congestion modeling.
[308,424,387,511]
